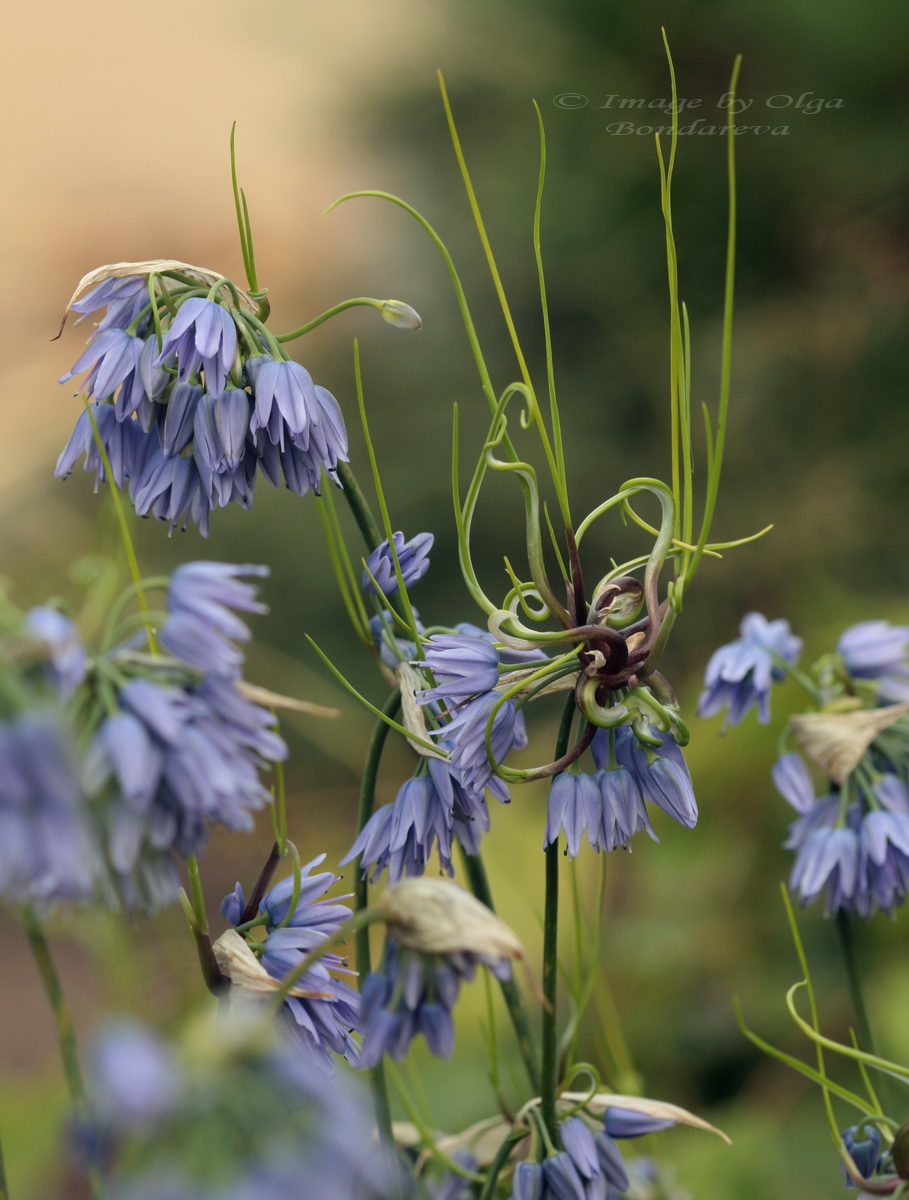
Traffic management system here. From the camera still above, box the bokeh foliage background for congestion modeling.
[2,1,908,1196]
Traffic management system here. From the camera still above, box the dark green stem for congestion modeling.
[355,690,400,1148]
[21,907,102,1198]
[835,911,876,1055]
[0,1130,8,1200]
[541,694,577,1139]
[21,907,86,1114]
[478,1128,526,1200]
[460,848,541,1094]
[337,460,383,552]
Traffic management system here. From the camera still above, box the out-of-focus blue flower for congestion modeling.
[88,1021,181,1133]
[358,935,511,1069]
[789,825,859,914]
[698,612,802,726]
[840,1124,882,1188]
[90,1011,395,1200]
[160,561,267,678]
[0,710,97,902]
[221,857,360,1072]
[362,531,434,596]
[838,620,909,703]
[777,749,909,917]
[24,607,87,699]
[772,752,817,814]
[341,774,454,883]
[156,298,238,394]
[84,564,285,910]
[426,1150,477,1200]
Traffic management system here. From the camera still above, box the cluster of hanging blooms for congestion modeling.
[217,855,360,1073]
[346,531,702,891]
[55,265,350,535]
[357,877,527,1065]
[0,559,287,912]
[31,93,759,1200]
[700,613,909,918]
[83,1010,394,1200]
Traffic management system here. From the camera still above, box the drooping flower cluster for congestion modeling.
[84,561,287,910]
[511,1109,679,1200]
[544,726,698,858]
[346,620,544,881]
[776,750,909,918]
[56,269,349,535]
[359,878,525,1066]
[698,612,803,727]
[219,855,360,1072]
[702,614,909,917]
[84,1010,393,1200]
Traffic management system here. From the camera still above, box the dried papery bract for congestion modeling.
[56,260,259,336]
[212,929,330,1001]
[792,703,909,785]
[378,877,525,962]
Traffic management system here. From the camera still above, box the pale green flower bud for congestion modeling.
[379,299,422,330]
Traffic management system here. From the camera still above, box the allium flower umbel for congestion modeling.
[84,562,286,910]
[56,268,349,536]
[544,724,698,859]
[777,749,909,918]
[218,855,360,1072]
[698,611,802,726]
[358,879,525,1067]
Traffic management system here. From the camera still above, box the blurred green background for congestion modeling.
[3,0,909,1196]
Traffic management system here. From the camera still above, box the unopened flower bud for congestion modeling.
[380,299,422,330]
[378,877,524,962]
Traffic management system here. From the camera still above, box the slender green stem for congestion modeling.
[21,906,103,1199]
[0,1131,8,1200]
[478,1128,525,1200]
[21,906,86,1113]
[186,853,209,936]
[355,692,401,974]
[459,848,541,1094]
[541,840,561,1139]
[835,911,876,1056]
[276,298,387,342]
[353,698,400,1153]
[541,694,577,1139]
